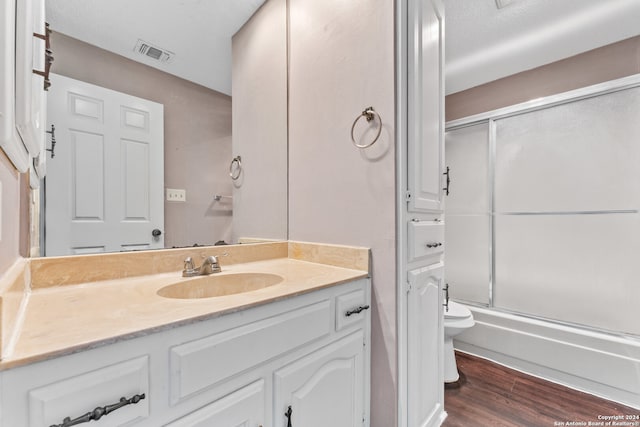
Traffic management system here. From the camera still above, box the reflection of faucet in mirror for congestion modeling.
[182,256,222,277]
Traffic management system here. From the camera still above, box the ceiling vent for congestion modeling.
[134,39,175,63]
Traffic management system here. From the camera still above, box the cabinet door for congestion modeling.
[273,332,365,427]
[0,0,30,172]
[407,0,445,213]
[165,380,265,427]
[15,0,47,158]
[407,262,444,427]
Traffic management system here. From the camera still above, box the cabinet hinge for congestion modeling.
[404,190,412,202]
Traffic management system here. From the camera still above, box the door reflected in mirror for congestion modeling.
[39,0,288,256]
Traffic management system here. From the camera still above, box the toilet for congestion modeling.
[443,301,475,383]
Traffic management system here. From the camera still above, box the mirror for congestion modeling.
[37,0,288,256]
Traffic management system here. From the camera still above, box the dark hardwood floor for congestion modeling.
[443,352,639,427]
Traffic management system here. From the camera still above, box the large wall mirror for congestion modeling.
[37,0,288,256]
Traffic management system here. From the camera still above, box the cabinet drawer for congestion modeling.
[408,220,444,262]
[28,356,149,427]
[170,299,331,404]
[336,288,369,331]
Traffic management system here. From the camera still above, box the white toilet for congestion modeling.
[443,301,475,383]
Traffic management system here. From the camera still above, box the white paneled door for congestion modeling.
[45,74,164,256]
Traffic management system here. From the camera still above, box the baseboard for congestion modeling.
[454,306,640,410]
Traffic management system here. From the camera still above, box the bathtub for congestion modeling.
[453,303,640,409]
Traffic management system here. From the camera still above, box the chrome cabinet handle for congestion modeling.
[345,305,370,317]
[50,393,145,427]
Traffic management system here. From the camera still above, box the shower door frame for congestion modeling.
[444,72,640,338]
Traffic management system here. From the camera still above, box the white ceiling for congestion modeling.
[45,0,266,96]
[444,0,640,94]
[46,0,640,96]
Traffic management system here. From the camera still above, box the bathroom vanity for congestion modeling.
[0,242,371,427]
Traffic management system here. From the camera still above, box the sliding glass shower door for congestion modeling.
[445,82,640,336]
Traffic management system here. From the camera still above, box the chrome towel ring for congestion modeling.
[229,156,242,180]
[350,106,382,149]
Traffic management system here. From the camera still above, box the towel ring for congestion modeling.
[229,156,242,180]
[350,106,382,149]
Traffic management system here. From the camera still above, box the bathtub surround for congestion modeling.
[445,36,640,409]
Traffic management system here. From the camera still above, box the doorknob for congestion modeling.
[152,229,162,237]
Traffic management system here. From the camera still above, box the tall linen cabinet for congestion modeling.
[397,0,446,426]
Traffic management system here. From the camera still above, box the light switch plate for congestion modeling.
[166,188,186,202]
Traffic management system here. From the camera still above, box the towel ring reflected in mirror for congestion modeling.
[229,155,242,180]
[350,106,382,149]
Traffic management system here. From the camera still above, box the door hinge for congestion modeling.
[404,190,412,202]
[405,279,413,293]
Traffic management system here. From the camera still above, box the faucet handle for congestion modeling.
[203,255,219,265]
[184,256,195,271]
[200,255,222,274]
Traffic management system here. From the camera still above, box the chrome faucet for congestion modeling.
[182,255,222,277]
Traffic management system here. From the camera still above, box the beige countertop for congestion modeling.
[0,241,370,370]
[1,257,367,370]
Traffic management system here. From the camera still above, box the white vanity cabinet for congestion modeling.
[0,278,371,427]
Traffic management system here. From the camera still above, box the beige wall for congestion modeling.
[49,32,233,248]
[231,0,288,242]
[446,35,640,121]
[287,0,397,425]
